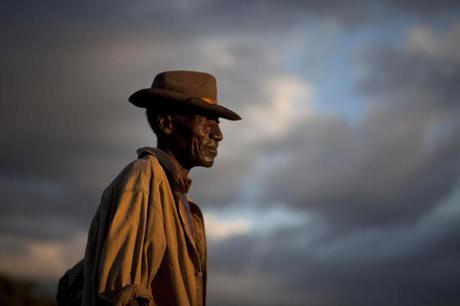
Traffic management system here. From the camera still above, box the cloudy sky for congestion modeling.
[2,1,460,305]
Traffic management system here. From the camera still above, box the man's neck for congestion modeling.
[157,145,191,184]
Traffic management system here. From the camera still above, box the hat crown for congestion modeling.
[152,71,217,101]
[128,70,241,120]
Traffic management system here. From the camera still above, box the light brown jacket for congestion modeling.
[81,148,207,306]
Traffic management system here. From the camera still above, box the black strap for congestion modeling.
[137,147,180,189]
[138,147,196,237]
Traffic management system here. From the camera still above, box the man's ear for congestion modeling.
[157,114,174,135]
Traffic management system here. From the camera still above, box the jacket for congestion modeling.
[81,147,207,306]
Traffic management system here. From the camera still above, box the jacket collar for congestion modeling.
[137,147,192,194]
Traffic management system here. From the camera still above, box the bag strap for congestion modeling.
[137,147,185,192]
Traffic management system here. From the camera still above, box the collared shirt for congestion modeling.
[81,148,207,306]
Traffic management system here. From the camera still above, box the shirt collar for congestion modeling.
[137,147,192,194]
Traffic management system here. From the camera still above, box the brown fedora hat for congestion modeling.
[129,70,241,121]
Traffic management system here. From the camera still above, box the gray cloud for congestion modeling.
[388,0,460,17]
[259,24,460,229]
[207,190,460,306]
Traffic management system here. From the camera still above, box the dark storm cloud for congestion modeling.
[359,47,460,105]
[189,20,460,305]
[207,192,460,306]
[0,174,97,238]
[4,0,458,43]
[201,21,460,305]
[260,106,460,227]
[388,0,460,17]
[259,25,460,228]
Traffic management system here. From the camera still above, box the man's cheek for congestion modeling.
[191,137,201,159]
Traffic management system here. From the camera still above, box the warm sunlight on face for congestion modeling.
[173,114,223,168]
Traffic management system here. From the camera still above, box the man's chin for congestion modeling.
[192,150,217,168]
[195,155,215,168]
[199,159,214,168]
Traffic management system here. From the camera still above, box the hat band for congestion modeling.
[200,97,217,105]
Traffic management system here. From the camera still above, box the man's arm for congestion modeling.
[96,188,166,305]
[82,160,167,306]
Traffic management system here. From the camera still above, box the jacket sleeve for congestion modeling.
[95,172,167,305]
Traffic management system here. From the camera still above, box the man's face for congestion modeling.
[173,113,223,168]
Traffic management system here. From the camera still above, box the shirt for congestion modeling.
[81,147,207,306]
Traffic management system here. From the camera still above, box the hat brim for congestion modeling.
[129,88,241,121]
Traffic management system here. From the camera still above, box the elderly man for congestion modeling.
[57,71,240,306]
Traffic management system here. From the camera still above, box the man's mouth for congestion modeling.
[202,146,218,155]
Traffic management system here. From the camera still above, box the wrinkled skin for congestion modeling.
[158,112,223,170]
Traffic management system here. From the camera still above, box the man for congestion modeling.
[57,71,241,306]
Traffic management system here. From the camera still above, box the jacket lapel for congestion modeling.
[177,193,197,247]
[137,147,202,269]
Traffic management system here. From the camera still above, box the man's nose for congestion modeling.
[211,125,223,142]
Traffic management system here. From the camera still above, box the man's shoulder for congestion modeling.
[94,151,174,219]
[109,153,168,193]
